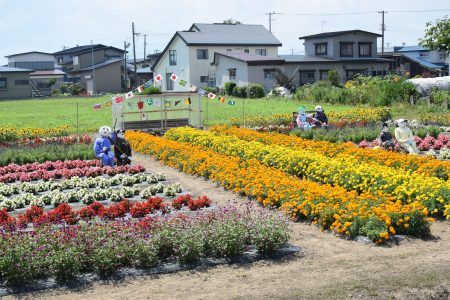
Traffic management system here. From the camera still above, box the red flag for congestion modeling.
[114,95,123,104]
[170,73,178,81]
[136,85,145,93]
[154,74,162,82]
[207,92,216,99]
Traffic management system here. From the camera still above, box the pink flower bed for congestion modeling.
[0,160,145,183]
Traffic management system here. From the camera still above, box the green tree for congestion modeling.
[327,70,340,86]
[223,18,241,24]
[418,15,450,52]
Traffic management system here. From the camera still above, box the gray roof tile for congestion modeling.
[178,23,282,45]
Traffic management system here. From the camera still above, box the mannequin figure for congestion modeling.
[111,129,132,166]
[394,119,418,154]
[94,126,115,166]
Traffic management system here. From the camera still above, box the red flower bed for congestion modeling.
[0,160,146,183]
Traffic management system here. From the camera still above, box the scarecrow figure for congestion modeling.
[378,122,395,151]
[313,105,328,127]
[94,126,115,166]
[111,129,132,166]
[296,106,312,131]
[394,119,418,154]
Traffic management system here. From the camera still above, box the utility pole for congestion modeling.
[124,41,130,90]
[91,40,96,94]
[378,10,387,55]
[132,22,140,88]
[265,11,276,32]
[143,34,148,67]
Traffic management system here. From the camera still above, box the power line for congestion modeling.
[275,8,450,16]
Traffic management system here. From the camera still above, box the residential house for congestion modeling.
[152,23,282,92]
[284,30,391,85]
[212,52,285,90]
[0,66,32,99]
[53,44,125,94]
[5,51,64,96]
[127,53,162,86]
[379,45,449,77]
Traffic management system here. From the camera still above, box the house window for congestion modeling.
[228,68,236,80]
[200,76,208,83]
[58,57,63,63]
[0,78,6,89]
[358,43,371,57]
[196,49,208,60]
[256,49,267,56]
[14,79,29,86]
[320,70,329,80]
[419,53,429,57]
[166,72,174,90]
[244,49,249,54]
[346,69,365,80]
[439,53,447,60]
[264,69,277,80]
[73,56,79,65]
[340,42,354,57]
[315,43,327,55]
[300,71,316,84]
[169,50,177,65]
[226,49,232,52]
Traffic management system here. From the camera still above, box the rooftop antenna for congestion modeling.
[321,20,326,32]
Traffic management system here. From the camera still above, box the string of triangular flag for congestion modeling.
[119,73,237,107]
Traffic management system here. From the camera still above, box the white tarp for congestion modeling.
[404,76,450,96]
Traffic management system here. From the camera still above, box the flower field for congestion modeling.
[164,127,449,218]
[127,131,433,244]
[0,201,289,286]
[209,125,450,181]
[0,125,70,143]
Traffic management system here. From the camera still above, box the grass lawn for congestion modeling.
[0,95,445,133]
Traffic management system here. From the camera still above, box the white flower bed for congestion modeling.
[0,172,182,212]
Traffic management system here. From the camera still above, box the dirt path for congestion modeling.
[8,154,450,300]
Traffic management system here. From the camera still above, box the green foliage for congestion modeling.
[246,83,266,98]
[224,82,236,95]
[418,15,450,52]
[232,86,248,98]
[0,144,95,166]
[201,86,219,94]
[295,75,419,106]
[327,69,339,86]
[249,213,290,255]
[291,126,382,144]
[59,83,85,96]
[140,86,162,95]
[222,18,241,24]
[47,78,57,87]
[431,89,450,107]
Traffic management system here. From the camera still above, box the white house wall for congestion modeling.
[215,56,248,88]
[188,46,278,89]
[248,64,285,90]
[153,36,190,92]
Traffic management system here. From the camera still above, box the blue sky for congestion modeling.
[1,0,449,65]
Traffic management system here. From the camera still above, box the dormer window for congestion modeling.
[340,42,354,57]
[315,43,327,55]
